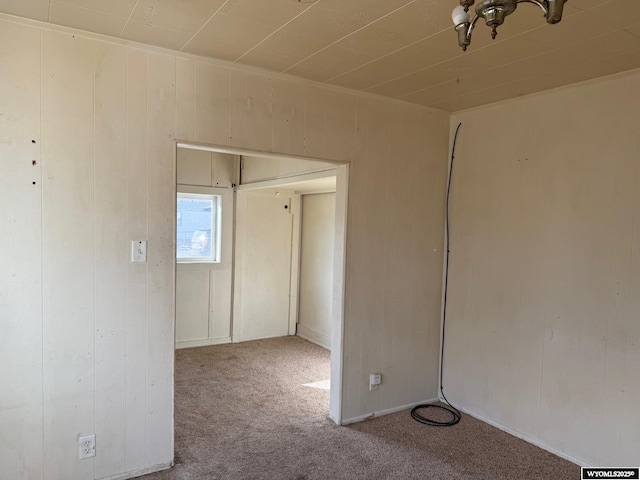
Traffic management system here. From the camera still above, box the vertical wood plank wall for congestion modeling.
[0,16,448,479]
[0,19,43,480]
[297,193,337,350]
[233,191,295,342]
[94,41,127,479]
[448,72,640,467]
[41,29,95,480]
[124,46,149,473]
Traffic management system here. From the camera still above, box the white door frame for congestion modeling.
[329,163,348,424]
[175,142,348,425]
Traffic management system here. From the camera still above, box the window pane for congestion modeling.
[177,194,217,261]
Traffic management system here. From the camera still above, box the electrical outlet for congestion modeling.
[79,434,96,460]
[369,373,382,391]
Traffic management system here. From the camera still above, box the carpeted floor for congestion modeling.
[139,336,580,480]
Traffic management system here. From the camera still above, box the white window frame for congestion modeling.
[176,192,222,264]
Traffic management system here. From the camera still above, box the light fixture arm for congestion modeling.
[452,0,567,51]
[458,15,482,51]
[518,0,548,15]
[466,14,482,39]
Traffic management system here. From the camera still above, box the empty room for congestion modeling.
[1,1,639,480]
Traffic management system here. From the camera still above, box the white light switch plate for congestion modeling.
[369,373,382,391]
[131,240,147,263]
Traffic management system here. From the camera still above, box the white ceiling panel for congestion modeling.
[569,0,615,11]
[218,0,313,28]
[371,1,453,43]
[237,48,301,71]
[0,0,49,21]
[286,60,335,83]
[318,0,415,24]
[277,7,367,44]
[294,45,376,75]
[240,29,329,62]
[183,13,276,60]
[3,0,640,112]
[121,20,193,51]
[49,2,127,37]
[52,0,136,18]
[128,0,227,34]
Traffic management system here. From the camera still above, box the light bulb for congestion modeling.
[451,5,470,26]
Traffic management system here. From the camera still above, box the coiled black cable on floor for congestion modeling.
[410,122,463,428]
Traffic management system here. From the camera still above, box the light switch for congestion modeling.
[131,240,147,263]
[369,373,382,391]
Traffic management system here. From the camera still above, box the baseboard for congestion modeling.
[175,336,231,349]
[296,324,330,350]
[341,397,440,426]
[98,463,171,480]
[235,332,292,343]
[446,400,588,467]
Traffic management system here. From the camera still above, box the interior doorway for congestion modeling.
[173,142,348,424]
[233,174,337,348]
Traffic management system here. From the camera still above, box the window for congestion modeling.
[177,193,221,263]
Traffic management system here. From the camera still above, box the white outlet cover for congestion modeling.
[79,434,96,460]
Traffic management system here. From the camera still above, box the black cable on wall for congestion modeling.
[410,122,463,428]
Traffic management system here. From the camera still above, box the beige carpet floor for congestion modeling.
[139,336,580,480]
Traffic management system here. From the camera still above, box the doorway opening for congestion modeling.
[173,142,348,424]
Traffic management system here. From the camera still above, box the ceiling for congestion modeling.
[1,0,639,111]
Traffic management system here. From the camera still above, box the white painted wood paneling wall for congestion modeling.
[241,155,335,184]
[297,193,336,350]
[233,191,295,342]
[0,15,448,479]
[448,71,640,467]
[342,98,448,421]
[0,19,43,480]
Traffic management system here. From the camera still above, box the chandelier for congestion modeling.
[451,0,567,51]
